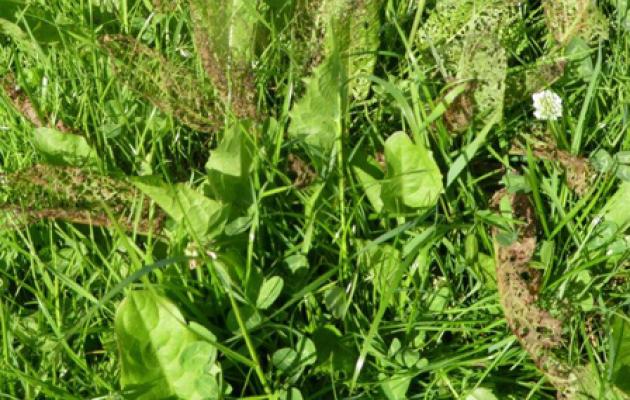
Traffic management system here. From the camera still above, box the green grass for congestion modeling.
[1,0,629,399]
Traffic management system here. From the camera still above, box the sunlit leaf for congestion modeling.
[288,54,345,164]
[381,132,443,212]
[256,276,284,310]
[206,122,254,206]
[33,127,98,167]
[132,176,228,239]
[115,290,223,399]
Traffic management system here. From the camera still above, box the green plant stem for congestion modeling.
[226,281,272,395]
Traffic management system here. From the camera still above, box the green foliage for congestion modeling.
[205,123,254,206]
[0,0,628,399]
[33,127,98,167]
[381,132,443,212]
[115,290,224,399]
[611,315,630,394]
[352,154,385,212]
[288,54,345,163]
[256,276,284,310]
[271,335,317,381]
[131,177,228,239]
[341,0,382,99]
[602,182,630,231]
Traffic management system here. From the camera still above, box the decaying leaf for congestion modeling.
[417,0,520,129]
[511,138,595,196]
[542,0,609,45]
[490,190,630,398]
[288,153,317,188]
[456,35,507,124]
[0,164,165,234]
[442,80,476,133]
[101,34,222,132]
[491,190,569,385]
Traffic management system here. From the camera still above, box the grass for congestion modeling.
[0,0,629,399]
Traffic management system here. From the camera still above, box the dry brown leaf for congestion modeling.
[491,190,571,386]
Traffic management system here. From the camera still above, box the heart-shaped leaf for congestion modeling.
[381,132,443,213]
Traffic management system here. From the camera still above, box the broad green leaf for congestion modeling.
[272,336,317,378]
[465,388,498,400]
[132,176,228,239]
[272,348,298,373]
[311,325,356,375]
[352,154,384,212]
[343,0,382,99]
[256,276,284,310]
[359,242,400,298]
[602,182,630,232]
[323,285,347,319]
[33,128,98,167]
[115,290,223,400]
[0,1,64,52]
[616,0,630,31]
[427,285,452,313]
[567,363,630,399]
[566,37,595,81]
[380,373,411,400]
[278,388,304,400]
[288,54,345,163]
[611,315,630,394]
[0,17,44,58]
[206,123,254,206]
[381,132,443,212]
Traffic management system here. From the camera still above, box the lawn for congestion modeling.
[0,0,629,399]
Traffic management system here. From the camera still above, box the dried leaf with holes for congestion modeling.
[491,190,571,389]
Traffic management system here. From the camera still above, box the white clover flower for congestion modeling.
[532,89,563,121]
